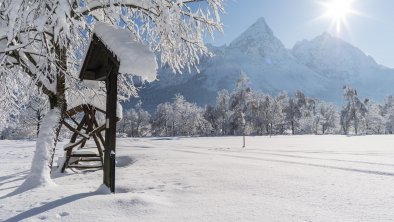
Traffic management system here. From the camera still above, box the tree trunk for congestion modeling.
[291,121,295,135]
[36,110,42,136]
[353,108,357,135]
[354,119,358,135]
[122,117,126,134]
[48,90,66,171]
[172,121,175,136]
[342,124,347,135]
[48,46,68,170]
[15,108,62,192]
[17,46,68,192]
[165,121,168,136]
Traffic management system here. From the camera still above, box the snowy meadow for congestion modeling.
[2,0,394,221]
[1,135,394,221]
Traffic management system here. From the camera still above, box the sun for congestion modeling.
[322,0,356,33]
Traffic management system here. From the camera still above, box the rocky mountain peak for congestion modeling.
[229,17,286,57]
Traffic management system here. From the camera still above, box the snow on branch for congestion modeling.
[77,0,224,73]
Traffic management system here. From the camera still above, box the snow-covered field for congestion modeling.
[1,135,394,221]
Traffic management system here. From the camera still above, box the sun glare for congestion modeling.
[322,0,356,33]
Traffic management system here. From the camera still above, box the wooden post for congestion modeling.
[241,112,246,148]
[103,66,118,192]
[243,132,245,148]
[79,34,120,192]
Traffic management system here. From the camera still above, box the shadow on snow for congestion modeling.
[173,149,394,177]
[3,187,108,222]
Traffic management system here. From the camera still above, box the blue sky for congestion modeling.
[206,0,394,68]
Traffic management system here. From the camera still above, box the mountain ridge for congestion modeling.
[127,17,394,112]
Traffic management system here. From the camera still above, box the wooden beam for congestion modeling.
[93,117,106,149]
[62,120,90,140]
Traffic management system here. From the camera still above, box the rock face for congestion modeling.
[128,17,394,112]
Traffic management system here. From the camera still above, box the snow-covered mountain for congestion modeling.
[292,33,394,101]
[129,18,394,112]
[293,32,378,78]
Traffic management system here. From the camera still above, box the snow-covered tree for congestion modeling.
[229,72,252,135]
[0,86,48,139]
[364,99,385,134]
[247,92,274,135]
[0,0,223,188]
[298,96,317,134]
[340,108,351,135]
[120,100,151,137]
[319,102,338,134]
[0,72,30,134]
[172,94,210,136]
[271,91,288,134]
[248,93,265,135]
[170,94,186,136]
[204,105,219,135]
[153,94,211,136]
[215,89,231,135]
[152,102,174,136]
[284,91,305,135]
[340,86,367,135]
[382,96,394,134]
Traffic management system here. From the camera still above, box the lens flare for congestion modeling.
[322,0,356,33]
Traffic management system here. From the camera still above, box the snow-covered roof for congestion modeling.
[92,22,157,82]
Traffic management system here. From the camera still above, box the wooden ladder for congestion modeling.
[61,105,106,172]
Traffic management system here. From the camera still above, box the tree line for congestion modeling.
[117,73,394,138]
[2,73,394,139]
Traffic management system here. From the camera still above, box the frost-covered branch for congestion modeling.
[74,0,223,72]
